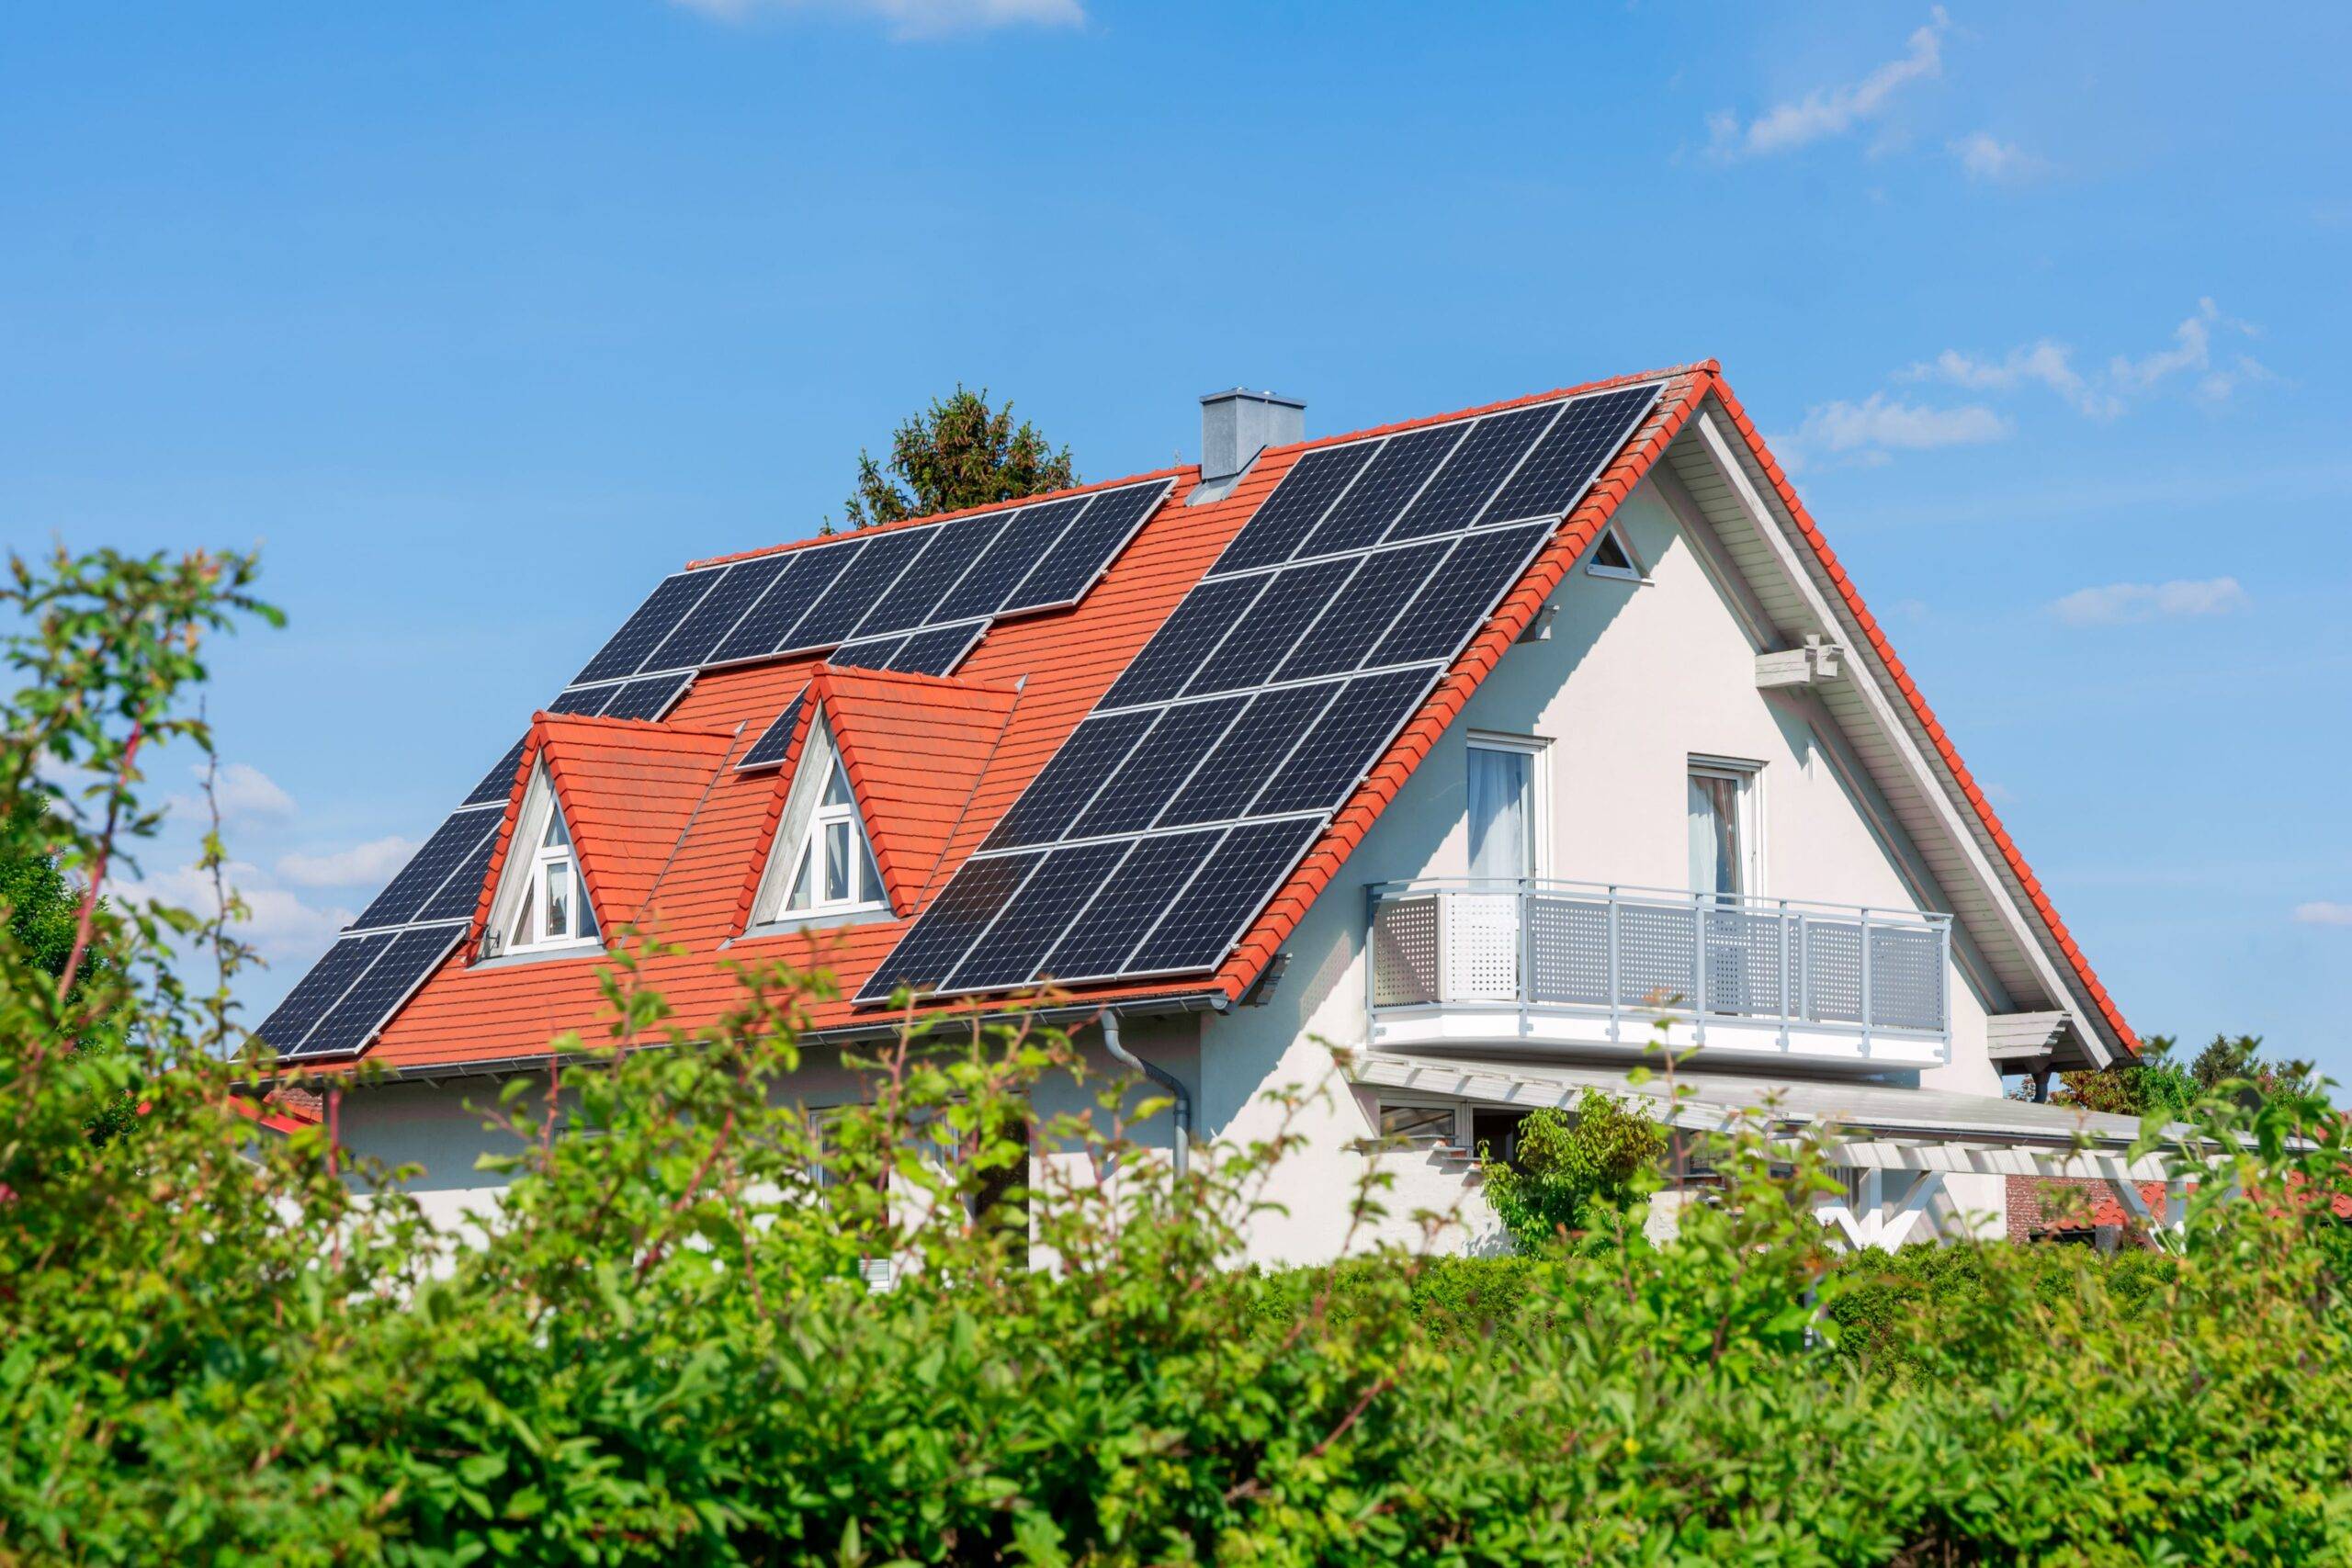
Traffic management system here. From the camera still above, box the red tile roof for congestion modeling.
[344,362,2132,1075]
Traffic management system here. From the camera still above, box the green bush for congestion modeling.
[6,543,2352,1564]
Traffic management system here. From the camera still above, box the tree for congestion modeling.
[2056,1031,2315,1118]
[839,386,1076,530]
[1478,1090,1666,1252]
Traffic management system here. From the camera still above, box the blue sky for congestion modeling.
[5,2,2346,1077]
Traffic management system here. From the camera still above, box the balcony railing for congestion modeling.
[1366,878,1951,1056]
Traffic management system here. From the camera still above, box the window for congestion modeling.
[1377,1102,1460,1148]
[1585,523,1645,582]
[506,807,600,953]
[1687,760,1758,900]
[784,750,884,915]
[1467,734,1547,883]
[750,716,891,929]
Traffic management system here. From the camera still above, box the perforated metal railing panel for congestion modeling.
[1369,894,1441,1007]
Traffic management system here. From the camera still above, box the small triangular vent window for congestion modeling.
[1586,525,1644,581]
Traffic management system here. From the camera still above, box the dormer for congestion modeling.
[740,666,1020,939]
[475,712,738,963]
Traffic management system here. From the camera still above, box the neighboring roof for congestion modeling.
[310,361,2130,1077]
[762,666,1022,917]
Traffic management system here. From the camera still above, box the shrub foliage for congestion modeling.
[4,544,2351,1564]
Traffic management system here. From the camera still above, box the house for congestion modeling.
[254,362,2183,1258]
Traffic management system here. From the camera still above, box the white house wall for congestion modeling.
[1198,466,2007,1262]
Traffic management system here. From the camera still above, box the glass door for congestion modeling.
[1456,740,1540,999]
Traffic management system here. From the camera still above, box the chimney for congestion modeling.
[1199,388,1305,486]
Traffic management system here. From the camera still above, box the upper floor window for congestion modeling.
[784,751,884,916]
[1585,522,1646,582]
[493,775,602,959]
[1687,759,1758,900]
[1467,734,1547,883]
[749,715,892,930]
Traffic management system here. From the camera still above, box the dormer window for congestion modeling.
[508,811,599,951]
[749,716,891,929]
[785,753,884,915]
[482,761,604,958]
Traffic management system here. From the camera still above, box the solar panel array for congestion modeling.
[861,379,1666,1002]
[574,478,1170,686]
[258,477,1173,1062]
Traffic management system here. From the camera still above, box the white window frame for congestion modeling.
[749,716,891,929]
[483,762,603,957]
[1584,521,1649,583]
[1688,754,1763,899]
[1466,731,1552,881]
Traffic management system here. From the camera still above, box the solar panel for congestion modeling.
[1125,817,1321,976]
[857,852,1040,1000]
[549,686,612,716]
[854,515,1003,637]
[1158,680,1343,829]
[1067,695,1248,840]
[1180,555,1359,698]
[1208,443,1380,574]
[708,539,861,666]
[600,671,695,722]
[351,808,503,931]
[930,497,1089,623]
[1036,829,1221,984]
[1292,423,1466,559]
[1096,574,1270,710]
[785,525,936,651]
[1479,383,1662,525]
[979,708,1158,851]
[1269,537,1453,684]
[829,635,907,671]
[462,737,529,808]
[863,378,1668,1001]
[413,824,500,924]
[642,554,792,671]
[1001,480,1171,611]
[573,571,717,685]
[1385,402,1560,541]
[736,693,807,772]
[1249,666,1439,818]
[887,621,985,677]
[281,923,466,1061]
[253,931,394,1056]
[939,839,1134,993]
[1364,523,1550,669]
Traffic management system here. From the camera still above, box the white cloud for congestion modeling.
[111,860,353,963]
[276,836,419,889]
[1709,8,1947,159]
[166,761,297,825]
[2048,577,2250,627]
[2294,901,2352,927]
[1770,392,2008,470]
[668,0,1083,39]
[1902,300,2270,423]
[1948,130,2046,184]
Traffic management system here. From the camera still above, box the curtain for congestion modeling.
[1688,773,1743,897]
[1467,746,1532,882]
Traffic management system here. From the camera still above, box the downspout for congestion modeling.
[1100,1008,1189,1180]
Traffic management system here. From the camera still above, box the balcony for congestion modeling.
[1366,879,1951,1066]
